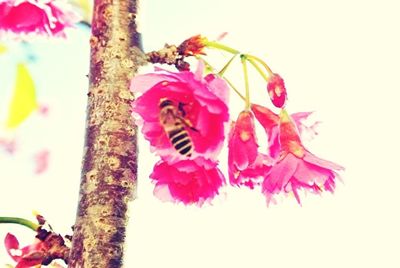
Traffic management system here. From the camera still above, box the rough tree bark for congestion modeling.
[68,0,143,266]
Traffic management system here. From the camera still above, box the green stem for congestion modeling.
[246,57,270,82]
[245,54,274,76]
[198,56,246,101]
[218,54,238,76]
[204,40,240,54]
[241,55,251,110]
[0,217,39,231]
[223,77,246,101]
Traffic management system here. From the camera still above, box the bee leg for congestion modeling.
[177,116,199,132]
[178,102,186,117]
[189,126,199,132]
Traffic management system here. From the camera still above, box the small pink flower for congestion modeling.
[131,64,229,162]
[0,0,79,37]
[262,110,344,204]
[267,73,287,108]
[228,111,272,188]
[5,233,46,268]
[150,157,225,205]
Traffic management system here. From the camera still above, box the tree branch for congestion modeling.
[68,0,144,266]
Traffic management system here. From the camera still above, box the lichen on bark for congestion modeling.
[68,0,144,266]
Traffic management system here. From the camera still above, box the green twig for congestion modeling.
[241,54,251,110]
[198,56,246,101]
[223,77,246,101]
[246,57,270,82]
[205,40,240,54]
[0,217,39,231]
[218,54,238,76]
[245,54,274,76]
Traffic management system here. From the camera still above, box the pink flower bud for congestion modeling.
[267,73,287,108]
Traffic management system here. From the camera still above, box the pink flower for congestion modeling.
[228,111,272,188]
[251,104,320,159]
[0,0,79,36]
[4,233,46,268]
[150,157,225,205]
[262,110,344,204]
[131,64,229,162]
[267,73,287,108]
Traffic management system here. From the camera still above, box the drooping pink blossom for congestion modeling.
[251,104,320,158]
[131,64,229,162]
[262,110,343,204]
[0,0,79,37]
[5,233,46,268]
[150,157,225,205]
[267,73,287,108]
[228,111,272,188]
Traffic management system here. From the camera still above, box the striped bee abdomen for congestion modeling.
[159,98,194,157]
[168,126,193,157]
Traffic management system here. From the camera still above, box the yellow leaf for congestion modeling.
[0,44,7,54]
[6,63,38,129]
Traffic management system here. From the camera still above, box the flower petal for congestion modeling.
[4,233,21,262]
[263,153,299,193]
[304,152,345,171]
[150,159,225,205]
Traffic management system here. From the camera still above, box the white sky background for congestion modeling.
[1,0,400,267]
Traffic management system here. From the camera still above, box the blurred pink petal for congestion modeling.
[38,103,49,116]
[34,149,49,174]
[216,32,228,41]
[0,137,16,154]
[0,0,79,37]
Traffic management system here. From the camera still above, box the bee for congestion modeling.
[159,98,196,157]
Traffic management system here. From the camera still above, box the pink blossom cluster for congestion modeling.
[131,64,343,205]
[0,0,79,37]
[131,63,229,205]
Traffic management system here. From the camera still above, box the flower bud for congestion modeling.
[267,73,287,108]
